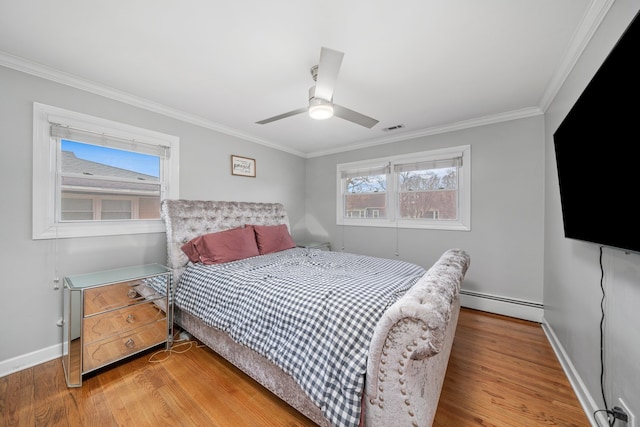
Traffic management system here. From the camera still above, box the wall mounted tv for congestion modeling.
[553,10,639,254]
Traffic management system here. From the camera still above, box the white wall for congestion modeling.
[544,0,640,421]
[305,116,546,321]
[0,65,306,373]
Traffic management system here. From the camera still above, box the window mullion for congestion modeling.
[388,164,397,223]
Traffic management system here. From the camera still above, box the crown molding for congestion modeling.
[0,51,306,158]
[539,0,615,111]
[306,107,543,158]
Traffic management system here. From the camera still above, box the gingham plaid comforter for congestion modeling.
[175,247,426,427]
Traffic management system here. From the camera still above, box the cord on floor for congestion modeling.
[147,328,206,363]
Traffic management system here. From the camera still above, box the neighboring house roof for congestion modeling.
[61,151,159,194]
[62,151,158,181]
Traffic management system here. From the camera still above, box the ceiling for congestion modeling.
[0,1,608,157]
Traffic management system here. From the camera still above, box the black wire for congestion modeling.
[593,409,616,427]
[598,246,614,427]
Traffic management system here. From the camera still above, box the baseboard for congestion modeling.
[541,318,605,427]
[2,291,539,379]
[460,290,544,322]
[0,343,61,378]
[0,292,544,379]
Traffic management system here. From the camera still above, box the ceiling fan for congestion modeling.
[256,47,379,128]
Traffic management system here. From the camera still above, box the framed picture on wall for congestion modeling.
[231,155,256,177]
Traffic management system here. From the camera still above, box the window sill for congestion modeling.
[32,220,165,240]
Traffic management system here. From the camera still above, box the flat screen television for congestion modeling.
[553,10,639,254]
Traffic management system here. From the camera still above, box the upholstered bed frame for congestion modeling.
[161,199,470,427]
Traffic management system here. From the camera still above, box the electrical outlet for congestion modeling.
[618,398,636,427]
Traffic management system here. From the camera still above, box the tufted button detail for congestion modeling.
[404,399,411,406]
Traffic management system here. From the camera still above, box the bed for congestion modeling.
[160,199,470,427]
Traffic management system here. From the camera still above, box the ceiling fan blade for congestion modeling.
[255,107,308,125]
[333,104,379,128]
[314,47,344,101]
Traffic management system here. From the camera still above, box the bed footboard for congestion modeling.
[364,248,470,427]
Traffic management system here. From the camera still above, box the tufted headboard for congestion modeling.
[160,199,291,283]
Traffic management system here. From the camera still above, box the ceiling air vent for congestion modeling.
[381,124,405,132]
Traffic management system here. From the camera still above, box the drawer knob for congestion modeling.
[125,338,136,349]
[126,314,135,323]
[127,289,137,298]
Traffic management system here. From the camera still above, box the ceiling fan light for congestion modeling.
[308,98,334,120]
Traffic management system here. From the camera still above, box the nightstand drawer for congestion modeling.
[84,280,164,316]
[83,320,167,372]
[83,301,166,345]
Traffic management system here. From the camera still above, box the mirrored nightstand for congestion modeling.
[62,263,172,387]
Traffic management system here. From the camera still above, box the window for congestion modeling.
[341,163,389,220]
[33,103,180,239]
[336,145,470,230]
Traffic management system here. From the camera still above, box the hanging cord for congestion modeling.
[599,246,608,412]
[394,222,399,257]
[592,246,616,427]
[53,139,61,292]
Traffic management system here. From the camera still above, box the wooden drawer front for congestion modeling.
[84,280,164,316]
[83,320,167,372]
[83,302,166,345]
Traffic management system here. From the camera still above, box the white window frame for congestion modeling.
[33,103,180,239]
[336,145,471,231]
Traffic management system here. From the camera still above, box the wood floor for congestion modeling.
[0,308,590,427]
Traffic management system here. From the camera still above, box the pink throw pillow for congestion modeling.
[181,237,202,263]
[181,226,260,264]
[251,224,296,255]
